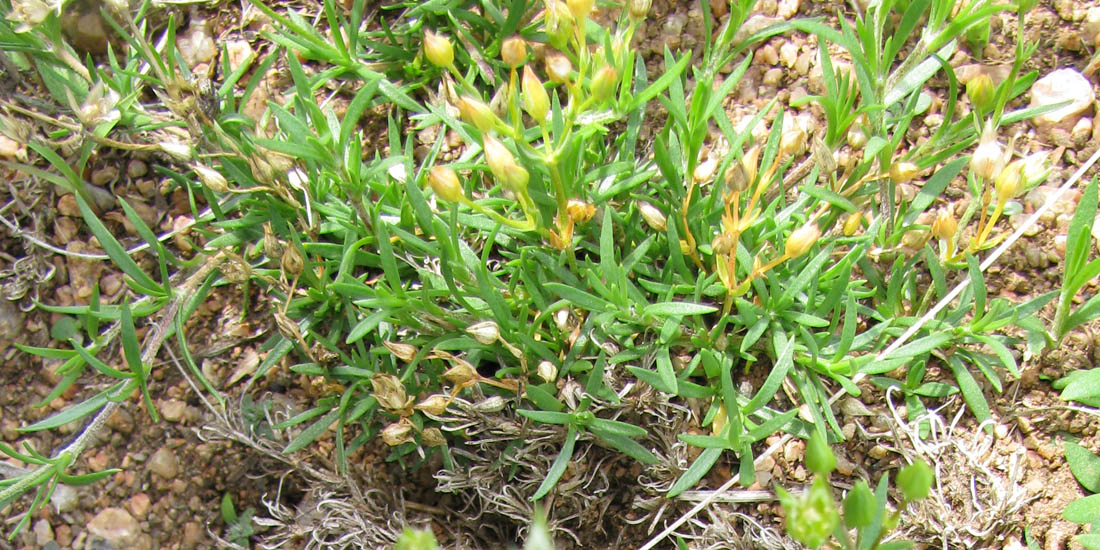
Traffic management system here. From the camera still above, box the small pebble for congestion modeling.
[1054,235,1067,257]
[34,519,54,546]
[763,67,783,86]
[126,160,147,178]
[994,423,1009,439]
[868,444,889,459]
[0,299,22,343]
[1029,68,1094,126]
[160,399,187,423]
[779,42,798,68]
[149,446,179,479]
[776,0,799,19]
[759,44,779,66]
[88,508,141,548]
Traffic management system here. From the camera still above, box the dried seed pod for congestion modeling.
[501,36,527,68]
[415,394,451,416]
[371,373,412,413]
[694,157,718,183]
[466,320,501,345]
[381,421,414,446]
[281,244,304,276]
[537,360,558,383]
[423,30,454,68]
[420,427,446,447]
[383,341,417,362]
[442,360,478,386]
[779,125,807,157]
[711,232,736,255]
[785,222,820,258]
[159,140,193,161]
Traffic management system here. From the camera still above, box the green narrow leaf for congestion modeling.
[947,355,992,431]
[22,392,109,432]
[1063,494,1100,524]
[743,336,795,414]
[656,347,679,395]
[667,447,722,497]
[544,283,611,312]
[282,408,340,454]
[532,426,577,500]
[74,194,163,295]
[644,302,718,316]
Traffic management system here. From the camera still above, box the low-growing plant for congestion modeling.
[1063,441,1100,550]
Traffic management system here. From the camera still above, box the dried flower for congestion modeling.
[428,165,464,202]
[281,244,304,276]
[970,129,1006,181]
[537,361,558,383]
[785,222,820,258]
[193,164,228,193]
[780,125,807,157]
[371,373,412,413]
[522,66,550,123]
[423,29,454,68]
[457,96,499,134]
[383,341,418,362]
[415,394,451,416]
[466,320,501,345]
[501,36,527,68]
[72,81,120,128]
[442,360,478,386]
[545,54,572,86]
[566,199,595,223]
[638,202,667,231]
[482,134,530,194]
[889,161,919,184]
[381,421,414,446]
[930,209,957,240]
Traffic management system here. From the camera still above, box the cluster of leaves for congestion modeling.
[3,0,1100,544]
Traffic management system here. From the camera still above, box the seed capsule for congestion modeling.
[966,74,994,114]
[420,427,447,447]
[930,209,957,240]
[628,0,651,19]
[281,245,304,276]
[970,129,1006,181]
[415,394,451,416]
[590,66,618,102]
[545,53,573,84]
[482,134,530,194]
[457,96,499,134]
[381,421,414,446]
[193,164,228,193]
[537,360,558,383]
[889,161,919,184]
[842,211,862,236]
[383,341,418,362]
[466,320,501,345]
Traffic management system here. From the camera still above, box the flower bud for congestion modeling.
[544,1,574,49]
[566,199,595,223]
[628,0,651,20]
[281,244,304,275]
[567,0,594,20]
[785,222,820,258]
[381,421,414,446]
[897,459,934,501]
[846,125,868,149]
[522,66,550,123]
[966,74,994,114]
[415,394,451,416]
[638,202,667,231]
[423,29,454,68]
[889,161,919,184]
[842,211,862,236]
[482,134,530,194]
[501,36,527,68]
[842,481,875,528]
[994,159,1024,203]
[780,477,840,549]
[930,209,957,240]
[545,54,572,85]
[806,430,836,476]
[383,341,418,362]
[970,129,1005,181]
[457,96,499,133]
[371,373,412,413]
[193,164,228,193]
[428,165,464,202]
[590,66,618,102]
[420,427,447,447]
[537,360,558,383]
[466,320,501,345]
